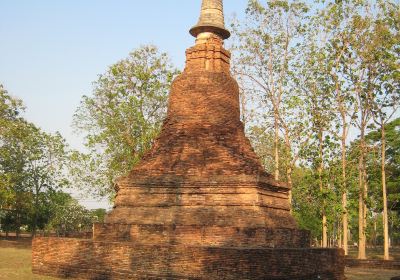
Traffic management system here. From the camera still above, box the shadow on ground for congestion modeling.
[345,267,400,280]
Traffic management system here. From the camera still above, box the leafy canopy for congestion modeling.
[72,45,179,198]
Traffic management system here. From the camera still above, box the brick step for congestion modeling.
[93,223,310,248]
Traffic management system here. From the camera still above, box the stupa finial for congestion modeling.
[189,0,231,41]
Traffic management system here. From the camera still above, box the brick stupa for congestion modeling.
[32,1,345,279]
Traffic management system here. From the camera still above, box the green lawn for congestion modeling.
[1,239,399,280]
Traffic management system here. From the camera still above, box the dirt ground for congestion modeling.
[348,246,400,261]
[345,267,400,280]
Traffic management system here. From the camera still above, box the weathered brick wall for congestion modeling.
[114,184,289,209]
[33,238,345,280]
[107,177,297,228]
[93,223,310,248]
[104,40,298,233]
[127,92,262,178]
[185,43,231,72]
[119,41,268,180]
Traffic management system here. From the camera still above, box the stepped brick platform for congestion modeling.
[32,0,345,279]
[33,238,344,280]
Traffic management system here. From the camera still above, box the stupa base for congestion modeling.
[32,237,345,280]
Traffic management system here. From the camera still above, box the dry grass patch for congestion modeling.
[0,242,58,280]
[346,267,400,280]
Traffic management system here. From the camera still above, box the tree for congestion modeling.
[90,208,107,223]
[368,119,400,259]
[0,84,69,236]
[247,126,288,177]
[339,0,400,259]
[313,0,361,255]
[1,121,68,236]
[0,118,33,238]
[72,45,179,199]
[336,1,375,259]
[45,193,94,236]
[291,166,322,242]
[368,2,400,260]
[0,84,24,134]
[232,0,312,205]
[231,1,399,256]
[298,37,336,247]
[24,127,69,235]
[0,84,24,213]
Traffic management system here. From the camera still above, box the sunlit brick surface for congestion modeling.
[33,238,345,280]
[32,21,344,280]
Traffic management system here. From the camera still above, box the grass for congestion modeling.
[345,267,400,280]
[0,242,58,280]
[348,246,400,260]
[1,239,400,280]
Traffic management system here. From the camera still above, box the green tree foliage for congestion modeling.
[0,84,70,236]
[72,45,179,198]
[291,167,323,240]
[91,208,107,223]
[247,126,288,177]
[0,85,24,207]
[232,0,400,257]
[231,0,311,185]
[367,118,400,214]
[0,84,24,132]
[45,193,96,236]
[1,121,68,235]
[0,85,29,235]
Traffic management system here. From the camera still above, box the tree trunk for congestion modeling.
[319,130,327,248]
[381,124,390,260]
[338,219,342,249]
[358,130,367,259]
[32,195,39,237]
[15,212,20,240]
[274,111,280,181]
[373,218,377,248]
[342,191,348,252]
[283,130,293,211]
[341,118,349,255]
[363,164,368,254]
[286,166,293,210]
[322,214,328,247]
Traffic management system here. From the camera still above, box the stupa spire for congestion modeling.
[189,0,231,41]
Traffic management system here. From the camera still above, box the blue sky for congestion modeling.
[0,1,248,208]
[0,0,247,149]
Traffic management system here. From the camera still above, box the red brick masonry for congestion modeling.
[92,224,311,248]
[33,238,344,280]
[32,36,345,279]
